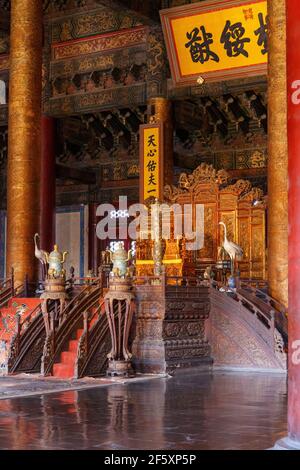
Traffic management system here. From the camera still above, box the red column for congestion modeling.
[40,116,56,253]
[286,0,300,448]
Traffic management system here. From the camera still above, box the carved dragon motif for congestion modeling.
[148,29,165,76]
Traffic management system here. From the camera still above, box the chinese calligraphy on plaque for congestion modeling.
[160,0,268,86]
[140,124,162,202]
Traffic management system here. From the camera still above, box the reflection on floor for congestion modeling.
[0,374,162,400]
[0,371,287,450]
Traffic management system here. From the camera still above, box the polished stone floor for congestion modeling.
[0,370,287,450]
[0,374,161,400]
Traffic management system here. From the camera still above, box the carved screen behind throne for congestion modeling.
[164,164,266,280]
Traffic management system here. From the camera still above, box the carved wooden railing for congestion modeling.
[75,299,111,378]
[134,273,285,337]
[211,278,287,345]
[41,280,103,376]
[0,269,26,308]
[211,280,287,352]
[7,277,99,374]
[134,272,208,288]
[0,270,15,307]
[239,278,268,291]
[8,301,54,373]
[238,281,288,347]
[0,280,38,309]
[65,270,107,291]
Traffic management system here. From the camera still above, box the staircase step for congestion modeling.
[60,351,77,365]
[69,340,79,353]
[52,327,83,378]
[52,326,90,378]
[53,363,74,379]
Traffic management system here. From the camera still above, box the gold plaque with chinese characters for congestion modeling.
[160,0,267,86]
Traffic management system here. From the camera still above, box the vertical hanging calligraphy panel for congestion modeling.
[140,123,164,203]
